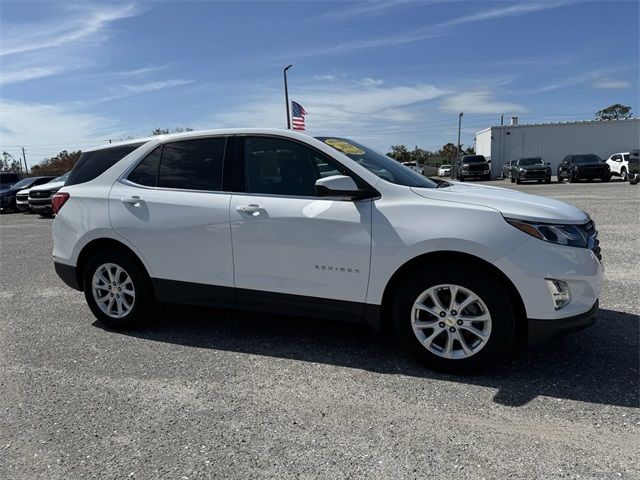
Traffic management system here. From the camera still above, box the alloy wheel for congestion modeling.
[92,263,136,319]
[411,284,492,359]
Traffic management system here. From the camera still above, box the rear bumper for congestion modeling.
[54,262,81,290]
[528,300,598,346]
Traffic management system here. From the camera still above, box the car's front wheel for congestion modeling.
[392,263,516,373]
[83,249,157,330]
[621,168,628,181]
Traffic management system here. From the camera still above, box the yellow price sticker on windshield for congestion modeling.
[324,139,365,156]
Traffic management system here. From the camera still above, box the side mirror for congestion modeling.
[315,175,371,200]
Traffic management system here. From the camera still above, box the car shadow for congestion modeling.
[100,307,639,408]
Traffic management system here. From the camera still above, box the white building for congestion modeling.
[475,118,640,177]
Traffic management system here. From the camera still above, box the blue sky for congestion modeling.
[0,0,638,164]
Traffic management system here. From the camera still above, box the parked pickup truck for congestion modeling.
[451,155,491,181]
[605,152,631,181]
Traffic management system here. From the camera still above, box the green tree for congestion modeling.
[30,150,82,176]
[387,144,410,162]
[151,127,194,135]
[463,145,475,155]
[439,142,459,161]
[1,152,23,173]
[596,104,632,120]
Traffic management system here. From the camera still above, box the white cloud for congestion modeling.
[592,78,631,89]
[282,1,571,58]
[0,101,121,161]
[439,91,526,114]
[358,78,384,87]
[0,3,139,57]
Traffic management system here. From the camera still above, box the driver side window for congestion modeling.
[243,137,350,197]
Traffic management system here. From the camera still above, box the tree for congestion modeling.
[387,144,410,162]
[596,104,632,120]
[439,142,459,161]
[30,150,82,176]
[151,127,194,135]
[1,152,23,173]
[463,145,475,155]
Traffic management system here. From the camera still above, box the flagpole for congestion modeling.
[284,64,293,129]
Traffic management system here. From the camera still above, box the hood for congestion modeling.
[30,180,65,192]
[411,182,589,224]
[518,164,549,170]
[17,188,32,195]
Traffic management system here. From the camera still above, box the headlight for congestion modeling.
[519,168,525,172]
[506,218,588,248]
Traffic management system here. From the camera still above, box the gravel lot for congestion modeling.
[1,179,638,479]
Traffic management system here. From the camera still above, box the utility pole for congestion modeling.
[21,147,28,174]
[457,112,464,158]
[500,113,504,126]
[283,64,293,129]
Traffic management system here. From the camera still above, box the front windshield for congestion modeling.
[316,137,437,188]
[573,155,602,164]
[519,158,544,166]
[462,156,486,164]
[51,172,70,183]
[441,165,451,168]
[11,178,36,189]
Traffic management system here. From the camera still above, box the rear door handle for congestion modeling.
[236,204,266,215]
[122,195,145,207]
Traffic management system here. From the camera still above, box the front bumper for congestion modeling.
[29,198,53,212]
[519,170,551,180]
[528,300,598,346]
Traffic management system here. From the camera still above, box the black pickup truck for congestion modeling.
[450,155,491,181]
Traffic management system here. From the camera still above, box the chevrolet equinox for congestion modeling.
[52,129,603,372]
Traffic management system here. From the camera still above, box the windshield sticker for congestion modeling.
[324,139,365,156]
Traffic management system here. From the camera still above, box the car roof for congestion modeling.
[83,136,157,153]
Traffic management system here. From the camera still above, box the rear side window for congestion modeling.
[158,138,226,191]
[66,144,143,186]
[128,147,161,186]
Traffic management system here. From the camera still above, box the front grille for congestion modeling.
[466,164,487,172]
[29,190,51,199]
[581,220,601,261]
[16,194,28,201]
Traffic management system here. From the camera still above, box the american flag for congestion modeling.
[291,101,307,131]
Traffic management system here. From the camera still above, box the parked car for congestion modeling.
[450,155,491,181]
[508,157,552,184]
[628,150,639,185]
[1,176,56,212]
[52,129,602,373]
[402,161,421,174]
[500,160,513,179]
[557,154,610,183]
[29,138,150,217]
[28,172,70,216]
[0,172,23,190]
[605,152,631,181]
[438,164,451,176]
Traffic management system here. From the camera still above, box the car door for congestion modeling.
[229,135,372,319]
[109,136,235,306]
[609,154,621,174]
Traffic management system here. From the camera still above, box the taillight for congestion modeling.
[52,192,70,214]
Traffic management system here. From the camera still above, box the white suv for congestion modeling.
[52,129,603,372]
[605,152,631,180]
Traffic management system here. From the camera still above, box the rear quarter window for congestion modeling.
[65,144,143,186]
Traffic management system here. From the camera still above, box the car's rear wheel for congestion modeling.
[392,263,516,373]
[83,249,157,330]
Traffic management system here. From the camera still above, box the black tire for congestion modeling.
[601,174,610,183]
[83,248,157,330]
[483,174,491,181]
[557,171,564,183]
[459,174,465,182]
[515,176,522,185]
[569,171,577,183]
[509,172,515,183]
[545,177,551,184]
[392,263,516,373]
[621,168,628,181]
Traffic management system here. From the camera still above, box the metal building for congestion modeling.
[475,118,640,177]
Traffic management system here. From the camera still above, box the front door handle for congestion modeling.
[236,204,266,215]
[122,195,145,207]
